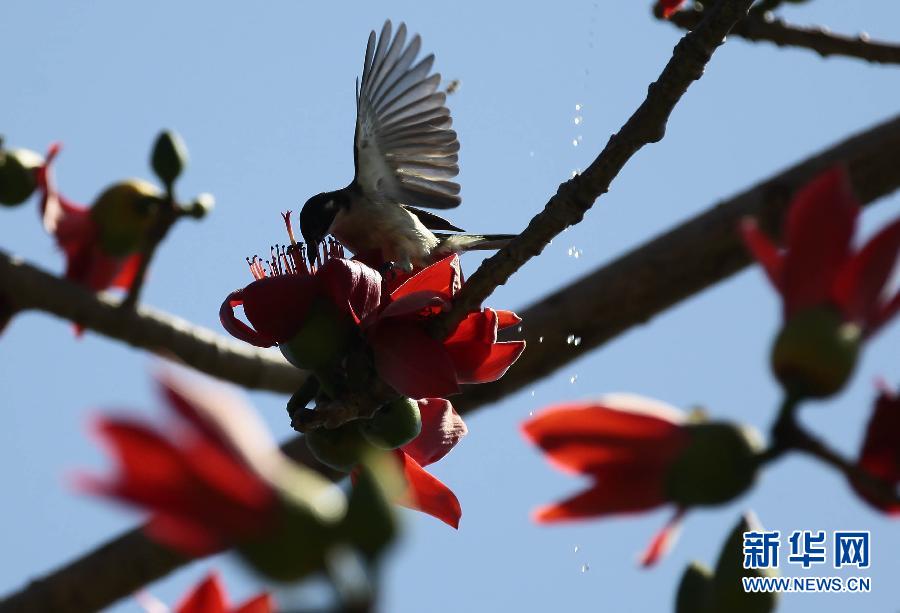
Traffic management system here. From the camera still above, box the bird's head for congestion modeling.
[299,192,339,264]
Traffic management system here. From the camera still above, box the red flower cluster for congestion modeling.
[742,167,900,337]
[656,0,687,18]
[37,143,151,293]
[80,371,286,556]
[172,573,272,613]
[851,386,900,515]
[221,214,525,399]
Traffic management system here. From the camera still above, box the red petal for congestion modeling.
[376,291,449,321]
[146,513,227,558]
[739,218,783,292]
[445,310,498,345]
[396,451,462,528]
[234,594,276,613]
[496,310,522,331]
[532,468,667,522]
[446,340,525,384]
[241,275,319,342]
[402,398,468,467]
[832,217,900,336]
[522,401,687,475]
[369,319,460,398]
[175,573,228,613]
[316,258,383,323]
[639,508,685,567]
[850,388,900,514]
[110,253,143,291]
[220,290,276,347]
[391,254,461,300]
[782,167,858,317]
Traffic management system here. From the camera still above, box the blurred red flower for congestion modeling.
[741,166,900,337]
[657,0,687,18]
[365,254,525,399]
[851,386,900,515]
[37,143,151,293]
[79,371,282,556]
[174,573,273,613]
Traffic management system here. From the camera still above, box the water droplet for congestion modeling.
[571,169,580,178]
[581,563,590,573]
[529,410,534,416]
[567,246,583,259]
[575,103,582,111]
[574,337,582,346]
[517,325,523,333]
[566,334,575,344]
[530,390,536,397]
[569,375,578,384]
[574,545,579,553]
[572,139,579,147]
[573,116,582,125]
[538,336,544,343]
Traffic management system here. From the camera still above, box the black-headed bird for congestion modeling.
[299,20,512,272]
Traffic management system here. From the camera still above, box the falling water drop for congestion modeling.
[569,375,578,384]
[581,563,590,573]
[538,336,544,343]
[574,545,580,553]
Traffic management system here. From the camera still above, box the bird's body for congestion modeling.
[299,20,512,271]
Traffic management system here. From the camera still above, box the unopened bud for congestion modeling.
[150,130,188,187]
[0,148,43,206]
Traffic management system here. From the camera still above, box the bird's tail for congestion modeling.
[434,233,516,254]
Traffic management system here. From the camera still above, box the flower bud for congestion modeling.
[675,561,713,613]
[150,130,188,187]
[279,300,358,371]
[771,306,860,399]
[305,421,373,473]
[0,147,43,206]
[90,179,161,256]
[710,513,778,613]
[186,192,215,218]
[665,423,761,507]
[360,397,422,450]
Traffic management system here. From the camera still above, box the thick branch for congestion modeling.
[667,8,900,65]
[433,0,755,335]
[455,113,900,413]
[0,253,305,394]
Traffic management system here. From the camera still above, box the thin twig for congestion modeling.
[119,197,180,310]
[666,7,900,65]
[432,0,756,336]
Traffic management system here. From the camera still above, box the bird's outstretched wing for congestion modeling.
[354,20,461,210]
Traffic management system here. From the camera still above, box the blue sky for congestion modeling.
[1,1,898,611]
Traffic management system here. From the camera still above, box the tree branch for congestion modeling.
[432,0,755,336]
[665,7,900,65]
[0,252,305,394]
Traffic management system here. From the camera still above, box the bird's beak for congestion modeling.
[306,240,320,266]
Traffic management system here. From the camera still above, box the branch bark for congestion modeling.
[0,253,305,394]
[666,8,900,65]
[433,0,755,335]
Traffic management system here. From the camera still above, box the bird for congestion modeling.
[299,20,513,272]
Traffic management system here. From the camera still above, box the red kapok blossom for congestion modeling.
[656,0,687,19]
[79,371,282,556]
[37,143,151,293]
[220,213,382,348]
[523,394,761,566]
[173,573,273,613]
[365,254,525,398]
[741,166,900,337]
[850,386,900,515]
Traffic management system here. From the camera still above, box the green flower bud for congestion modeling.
[305,421,373,473]
[279,300,358,372]
[90,179,161,256]
[150,130,188,187]
[771,306,860,399]
[665,423,762,507]
[339,451,402,560]
[0,148,43,206]
[186,192,215,218]
[710,513,778,613]
[675,561,713,613]
[361,397,422,450]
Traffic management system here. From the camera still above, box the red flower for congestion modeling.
[220,213,382,348]
[79,371,284,556]
[523,394,761,566]
[741,166,900,337]
[656,0,687,18]
[851,386,900,515]
[173,573,273,613]
[365,254,525,398]
[395,398,468,528]
[37,143,149,293]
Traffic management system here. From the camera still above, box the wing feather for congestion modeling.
[354,20,461,209]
